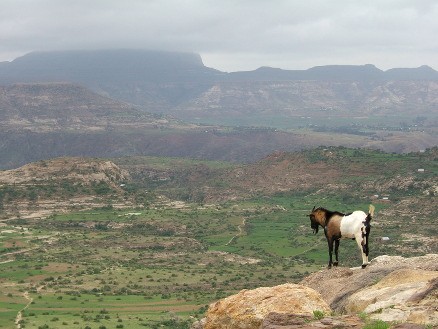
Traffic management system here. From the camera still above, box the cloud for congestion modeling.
[0,0,437,71]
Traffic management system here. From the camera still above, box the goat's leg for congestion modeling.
[362,230,370,265]
[327,238,334,269]
[333,239,340,266]
[364,225,371,256]
[355,233,368,268]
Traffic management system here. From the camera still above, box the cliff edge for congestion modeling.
[194,254,437,328]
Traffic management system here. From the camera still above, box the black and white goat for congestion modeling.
[308,205,375,269]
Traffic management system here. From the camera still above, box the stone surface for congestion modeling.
[301,254,438,325]
[194,255,438,329]
[345,269,437,323]
[203,283,330,329]
[261,313,364,329]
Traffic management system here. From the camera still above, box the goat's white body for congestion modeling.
[340,210,367,238]
[340,210,370,266]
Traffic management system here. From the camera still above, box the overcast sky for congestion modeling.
[0,0,437,72]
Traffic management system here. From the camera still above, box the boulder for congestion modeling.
[203,283,331,329]
[345,269,438,324]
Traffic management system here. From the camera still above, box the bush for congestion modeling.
[313,310,325,320]
[363,320,390,329]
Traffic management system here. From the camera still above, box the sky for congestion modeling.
[0,0,437,72]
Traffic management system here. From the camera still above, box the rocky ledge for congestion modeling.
[193,254,437,329]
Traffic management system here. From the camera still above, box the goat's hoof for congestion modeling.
[327,265,332,269]
[333,261,338,267]
[361,264,368,269]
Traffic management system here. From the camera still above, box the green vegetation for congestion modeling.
[312,310,325,320]
[363,319,390,329]
[0,147,437,328]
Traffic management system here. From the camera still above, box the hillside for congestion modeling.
[177,79,438,123]
[3,147,436,253]
[1,81,437,170]
[0,157,131,219]
[1,50,437,126]
[0,83,183,132]
[120,147,438,202]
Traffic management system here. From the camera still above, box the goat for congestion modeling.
[308,204,375,269]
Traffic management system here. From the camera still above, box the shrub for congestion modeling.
[363,320,390,329]
[313,310,325,320]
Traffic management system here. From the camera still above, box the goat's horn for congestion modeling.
[312,205,316,211]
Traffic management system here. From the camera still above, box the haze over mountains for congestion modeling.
[0,49,437,169]
[1,49,437,120]
[2,49,437,84]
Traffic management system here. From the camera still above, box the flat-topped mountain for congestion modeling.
[1,50,437,122]
[2,50,436,84]
[0,49,221,83]
[0,49,223,108]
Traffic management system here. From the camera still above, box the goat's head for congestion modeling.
[308,206,325,234]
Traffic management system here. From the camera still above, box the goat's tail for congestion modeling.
[367,204,375,222]
[362,204,375,256]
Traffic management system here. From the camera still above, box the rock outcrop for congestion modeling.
[346,269,437,324]
[194,255,437,329]
[301,254,438,324]
[202,283,330,329]
[0,157,132,219]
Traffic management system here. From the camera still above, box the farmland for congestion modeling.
[1,147,437,328]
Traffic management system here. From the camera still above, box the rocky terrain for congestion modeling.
[177,79,438,122]
[0,157,131,219]
[194,254,438,328]
[0,83,184,132]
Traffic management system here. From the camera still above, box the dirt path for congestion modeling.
[15,291,32,329]
[0,259,14,264]
[225,217,246,246]
[0,247,38,259]
[15,286,44,329]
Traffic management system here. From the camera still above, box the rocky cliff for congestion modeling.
[194,254,437,329]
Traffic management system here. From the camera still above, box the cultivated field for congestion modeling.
[1,147,437,328]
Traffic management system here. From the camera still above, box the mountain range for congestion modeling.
[2,49,437,84]
[1,49,437,121]
[0,49,437,169]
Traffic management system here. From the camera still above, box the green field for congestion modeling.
[1,147,437,328]
[2,194,432,328]
[0,196,365,328]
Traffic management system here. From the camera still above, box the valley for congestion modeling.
[0,50,437,328]
[0,148,436,328]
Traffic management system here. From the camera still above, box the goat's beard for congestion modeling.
[311,224,319,234]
